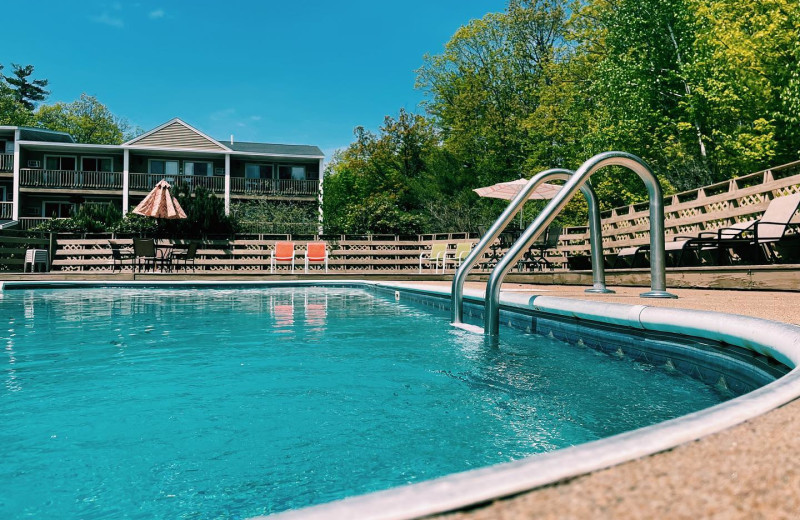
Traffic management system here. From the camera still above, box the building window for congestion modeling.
[245,164,273,179]
[184,161,212,176]
[42,201,74,218]
[81,157,113,172]
[149,159,179,176]
[277,165,306,180]
[44,156,77,171]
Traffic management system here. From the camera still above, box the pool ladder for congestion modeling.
[451,151,677,339]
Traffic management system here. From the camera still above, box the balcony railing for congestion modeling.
[129,173,225,193]
[0,154,13,172]
[16,169,319,198]
[20,169,123,190]
[230,177,319,197]
[0,202,12,219]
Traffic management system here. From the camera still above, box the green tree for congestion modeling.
[36,94,135,144]
[416,0,571,187]
[322,110,437,234]
[0,65,36,126]
[4,63,49,110]
[685,0,800,173]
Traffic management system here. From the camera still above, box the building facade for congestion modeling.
[0,118,324,228]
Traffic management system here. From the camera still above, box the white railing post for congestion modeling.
[318,158,324,233]
[224,154,231,215]
[122,148,130,214]
[11,130,20,220]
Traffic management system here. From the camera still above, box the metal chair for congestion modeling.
[270,241,295,272]
[304,242,328,273]
[132,238,157,272]
[108,240,133,272]
[173,242,199,272]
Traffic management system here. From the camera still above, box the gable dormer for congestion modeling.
[124,118,231,151]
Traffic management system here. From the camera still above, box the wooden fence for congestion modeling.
[0,231,50,271]
[4,161,800,273]
[549,160,800,268]
[50,233,481,273]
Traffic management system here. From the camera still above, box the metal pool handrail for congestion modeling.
[484,151,677,337]
[451,168,612,326]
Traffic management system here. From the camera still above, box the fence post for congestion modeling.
[48,232,57,267]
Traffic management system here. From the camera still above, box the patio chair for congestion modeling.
[108,240,133,272]
[172,242,199,272]
[23,248,49,273]
[132,238,157,273]
[448,242,473,269]
[419,243,447,273]
[522,223,562,271]
[640,191,800,266]
[304,242,328,273]
[271,241,295,273]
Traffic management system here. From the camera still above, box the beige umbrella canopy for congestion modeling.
[132,179,187,219]
[473,178,562,201]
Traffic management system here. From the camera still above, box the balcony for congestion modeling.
[20,169,123,190]
[16,169,319,198]
[129,173,225,193]
[230,177,319,197]
[0,201,11,219]
[1,154,14,172]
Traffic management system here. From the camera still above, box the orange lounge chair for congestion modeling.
[270,241,295,273]
[304,242,328,273]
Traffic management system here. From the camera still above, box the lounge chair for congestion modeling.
[173,242,199,272]
[271,241,295,273]
[132,238,157,272]
[419,243,447,273]
[304,242,328,273]
[108,240,133,272]
[639,192,800,266]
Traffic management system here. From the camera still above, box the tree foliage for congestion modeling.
[36,94,135,145]
[3,64,49,111]
[0,65,37,126]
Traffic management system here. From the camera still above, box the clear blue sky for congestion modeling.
[4,1,505,158]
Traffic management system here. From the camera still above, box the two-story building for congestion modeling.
[0,118,324,228]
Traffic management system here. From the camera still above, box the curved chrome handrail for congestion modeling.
[484,152,677,337]
[451,168,611,325]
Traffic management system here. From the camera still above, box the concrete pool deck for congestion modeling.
[400,282,800,520]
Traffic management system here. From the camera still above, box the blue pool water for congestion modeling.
[0,286,728,519]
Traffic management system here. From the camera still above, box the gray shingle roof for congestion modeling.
[19,127,74,143]
[219,140,323,157]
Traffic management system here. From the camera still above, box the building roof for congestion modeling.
[221,140,324,157]
[18,127,75,143]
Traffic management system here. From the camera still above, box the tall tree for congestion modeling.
[36,94,135,144]
[0,66,36,126]
[322,110,437,234]
[416,1,572,187]
[4,64,49,110]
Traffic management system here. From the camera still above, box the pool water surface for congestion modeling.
[0,287,728,519]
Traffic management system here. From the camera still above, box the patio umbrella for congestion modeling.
[473,179,562,201]
[474,178,562,228]
[132,179,187,219]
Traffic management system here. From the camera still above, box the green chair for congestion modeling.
[419,243,447,273]
[448,242,473,270]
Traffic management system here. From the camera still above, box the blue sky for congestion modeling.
[4,1,505,158]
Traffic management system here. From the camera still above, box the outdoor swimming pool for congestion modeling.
[1,285,735,519]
